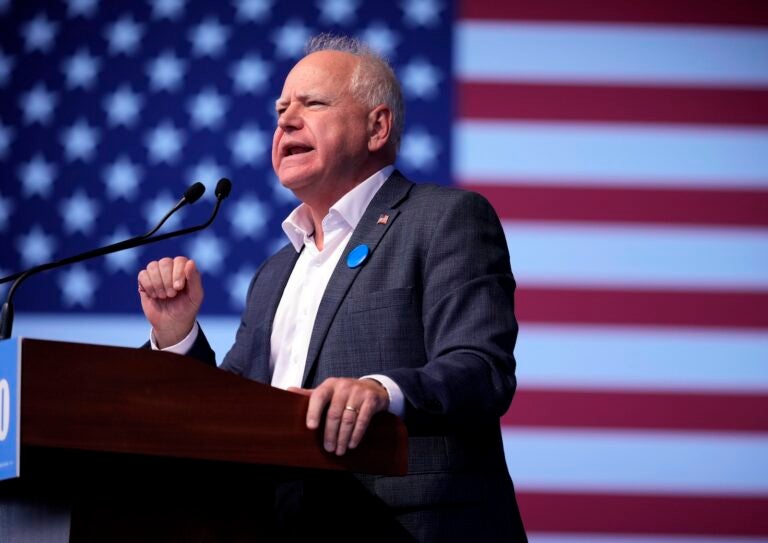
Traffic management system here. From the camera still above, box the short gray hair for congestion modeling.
[305,33,404,152]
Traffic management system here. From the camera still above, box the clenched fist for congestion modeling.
[137,256,203,348]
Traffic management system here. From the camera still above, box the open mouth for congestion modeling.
[284,145,313,157]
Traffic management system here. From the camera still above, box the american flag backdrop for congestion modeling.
[2,0,768,540]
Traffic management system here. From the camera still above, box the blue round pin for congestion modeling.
[346,244,370,269]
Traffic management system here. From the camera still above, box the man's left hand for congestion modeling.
[288,378,389,456]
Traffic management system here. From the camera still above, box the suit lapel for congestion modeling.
[254,244,300,383]
[302,172,413,385]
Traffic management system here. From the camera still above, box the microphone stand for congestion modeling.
[0,179,231,340]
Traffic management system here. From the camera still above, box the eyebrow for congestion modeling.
[275,92,332,111]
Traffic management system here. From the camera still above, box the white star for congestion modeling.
[145,121,184,163]
[58,265,98,307]
[104,85,143,127]
[16,225,56,267]
[0,121,13,158]
[18,155,56,198]
[399,128,440,172]
[188,88,228,129]
[103,156,142,200]
[62,48,100,89]
[234,0,273,22]
[400,57,441,99]
[401,0,442,27]
[22,14,59,53]
[230,125,269,166]
[227,266,256,309]
[189,18,229,57]
[359,22,399,58]
[228,193,268,238]
[151,0,185,20]
[272,20,312,59]
[317,0,358,25]
[0,50,13,86]
[0,193,13,232]
[185,232,228,273]
[105,15,144,55]
[147,51,186,92]
[187,158,225,197]
[230,54,271,94]
[66,0,98,18]
[61,119,99,162]
[102,226,142,273]
[143,191,182,230]
[19,83,58,125]
[60,190,100,235]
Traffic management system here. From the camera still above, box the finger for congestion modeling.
[335,395,361,456]
[348,397,376,450]
[158,257,176,298]
[306,381,334,431]
[172,256,189,291]
[349,380,389,450]
[146,260,168,299]
[323,382,354,454]
[183,259,204,306]
[137,269,155,298]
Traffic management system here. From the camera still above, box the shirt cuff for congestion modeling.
[363,374,405,418]
[149,321,199,355]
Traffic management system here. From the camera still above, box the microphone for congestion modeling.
[0,179,231,340]
[145,181,206,238]
[0,181,207,286]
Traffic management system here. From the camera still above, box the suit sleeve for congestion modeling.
[381,190,518,423]
[181,263,265,377]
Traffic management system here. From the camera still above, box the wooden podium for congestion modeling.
[0,338,408,542]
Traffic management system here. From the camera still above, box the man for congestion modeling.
[138,34,527,542]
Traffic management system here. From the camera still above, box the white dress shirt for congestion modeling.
[152,165,404,416]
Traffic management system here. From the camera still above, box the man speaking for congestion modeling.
[137,34,527,542]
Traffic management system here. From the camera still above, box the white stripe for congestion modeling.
[456,22,768,87]
[503,428,768,495]
[517,325,768,393]
[14,313,239,364]
[455,121,768,187]
[529,535,768,543]
[15,316,768,393]
[502,221,768,290]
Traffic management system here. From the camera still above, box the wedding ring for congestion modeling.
[344,405,359,415]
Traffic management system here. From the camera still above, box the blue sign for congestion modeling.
[0,338,20,480]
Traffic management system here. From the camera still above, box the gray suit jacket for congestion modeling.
[189,171,526,542]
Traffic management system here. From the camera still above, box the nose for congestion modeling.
[277,103,302,132]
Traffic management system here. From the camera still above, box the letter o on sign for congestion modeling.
[0,379,9,442]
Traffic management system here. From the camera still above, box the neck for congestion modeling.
[299,159,391,251]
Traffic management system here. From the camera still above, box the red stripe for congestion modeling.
[503,389,768,432]
[518,491,768,535]
[464,183,768,227]
[461,0,768,27]
[459,82,768,125]
[517,288,768,329]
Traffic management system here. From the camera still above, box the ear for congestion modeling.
[367,105,393,153]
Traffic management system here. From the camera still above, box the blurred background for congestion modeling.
[1,0,767,539]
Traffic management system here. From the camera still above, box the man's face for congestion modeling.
[272,51,370,201]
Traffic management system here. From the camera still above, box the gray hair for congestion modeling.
[305,34,404,152]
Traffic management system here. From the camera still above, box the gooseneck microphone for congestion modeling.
[0,178,232,340]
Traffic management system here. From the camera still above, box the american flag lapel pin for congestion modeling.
[377,213,389,225]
